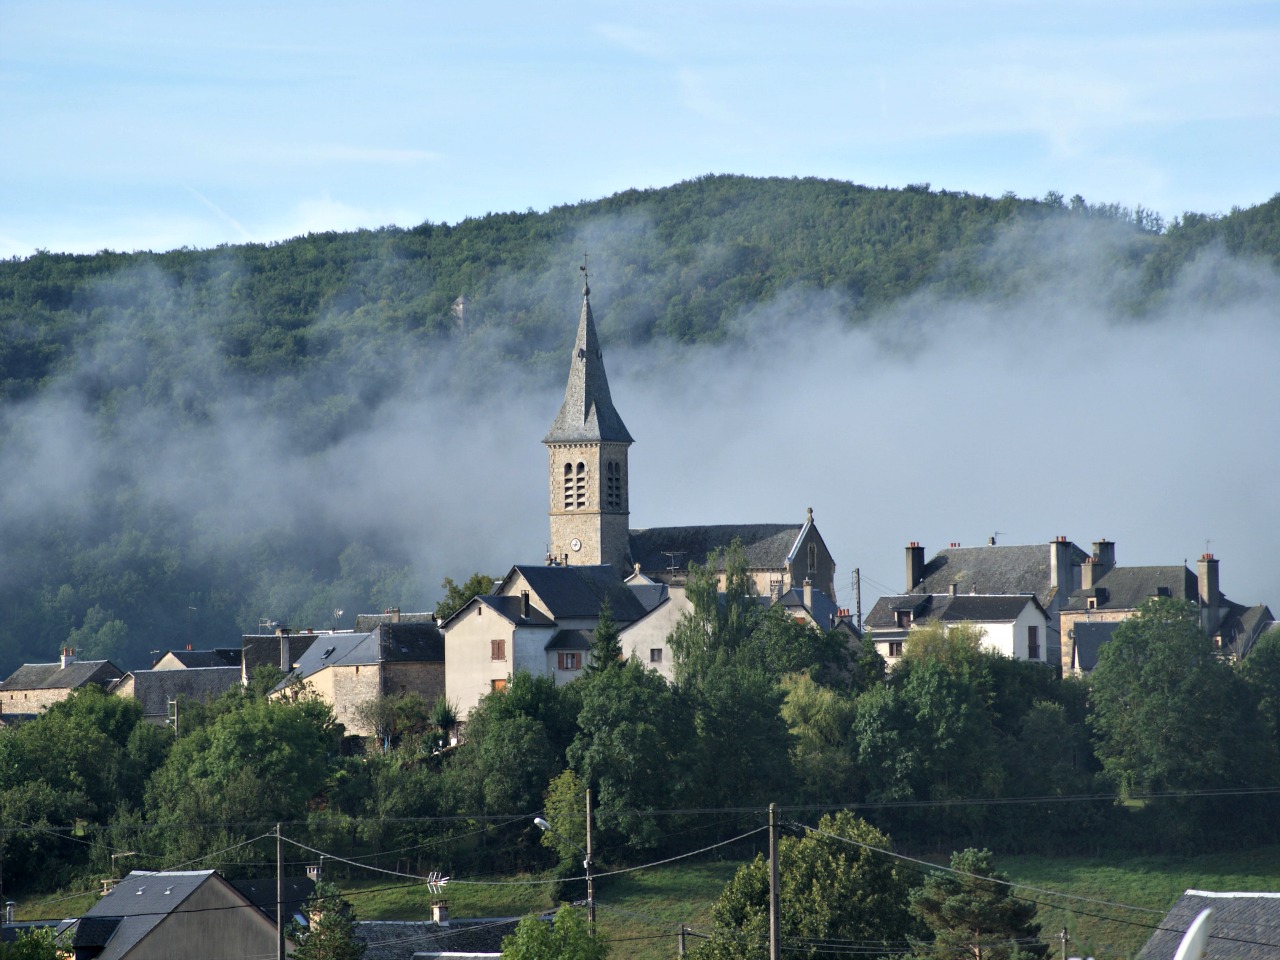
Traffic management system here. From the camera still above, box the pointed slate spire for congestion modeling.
[544,280,633,444]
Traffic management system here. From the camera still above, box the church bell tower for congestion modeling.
[543,277,633,570]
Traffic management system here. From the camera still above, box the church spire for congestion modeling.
[543,278,633,444]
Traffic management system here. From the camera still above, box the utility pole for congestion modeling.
[1059,927,1069,960]
[585,787,595,932]
[768,803,780,960]
[678,924,687,956]
[854,568,862,633]
[277,823,284,960]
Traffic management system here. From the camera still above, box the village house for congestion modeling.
[902,537,1088,672]
[0,649,124,722]
[109,666,242,726]
[864,591,1052,667]
[1060,541,1274,673]
[69,870,293,960]
[272,613,445,736]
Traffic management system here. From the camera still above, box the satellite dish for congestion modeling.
[1172,907,1212,960]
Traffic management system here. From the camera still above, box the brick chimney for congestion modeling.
[1198,553,1221,634]
[60,647,75,669]
[906,543,925,591]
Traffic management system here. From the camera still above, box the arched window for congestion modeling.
[574,461,587,508]
[563,462,574,509]
[808,542,818,574]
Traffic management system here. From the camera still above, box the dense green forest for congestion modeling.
[0,175,1278,674]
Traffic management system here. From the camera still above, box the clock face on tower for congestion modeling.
[571,538,582,552]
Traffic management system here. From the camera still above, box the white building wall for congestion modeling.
[619,587,692,683]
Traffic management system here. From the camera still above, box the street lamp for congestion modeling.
[533,790,595,931]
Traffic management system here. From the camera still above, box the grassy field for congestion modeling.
[344,845,1280,960]
[20,845,1280,959]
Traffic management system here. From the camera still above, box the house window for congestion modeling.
[558,652,581,671]
[1027,626,1040,660]
[888,641,904,658]
[491,678,507,692]
[1086,597,1098,610]
[491,639,506,661]
[649,648,663,664]
[896,611,911,629]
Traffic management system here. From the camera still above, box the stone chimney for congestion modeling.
[280,635,291,673]
[1049,536,1074,593]
[1081,557,1101,591]
[384,607,402,623]
[1198,553,1221,634]
[906,542,925,591]
[1091,539,1116,574]
[60,647,75,669]
[432,901,450,926]
[803,578,813,610]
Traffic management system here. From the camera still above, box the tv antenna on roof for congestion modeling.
[662,551,685,577]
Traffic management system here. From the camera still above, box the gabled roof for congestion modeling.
[0,659,124,692]
[354,611,438,631]
[124,667,242,718]
[865,594,1044,630]
[545,629,593,651]
[914,543,1088,607]
[356,918,522,960]
[777,586,847,632]
[474,596,556,628]
[629,523,802,574]
[1070,621,1121,672]
[1065,565,1196,611]
[77,870,221,960]
[543,285,632,444]
[230,876,315,926]
[156,648,242,668]
[513,564,651,622]
[278,623,443,690]
[1136,890,1280,959]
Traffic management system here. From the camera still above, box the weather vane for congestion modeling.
[580,253,590,294]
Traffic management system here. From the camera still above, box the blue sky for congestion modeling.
[2,1,1277,257]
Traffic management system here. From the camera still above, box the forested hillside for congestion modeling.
[0,175,1277,673]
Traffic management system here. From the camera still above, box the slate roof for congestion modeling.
[545,629,593,651]
[864,594,1042,630]
[913,543,1088,607]
[513,564,652,622]
[474,596,556,628]
[777,586,847,632]
[356,918,523,959]
[543,287,632,444]
[1064,565,1196,611]
[1069,621,1121,672]
[1136,890,1280,959]
[157,648,242,668]
[77,870,224,960]
[278,623,444,690]
[125,667,243,718]
[231,876,315,926]
[355,611,439,631]
[0,659,124,692]
[629,524,802,574]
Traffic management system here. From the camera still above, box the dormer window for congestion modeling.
[896,610,912,629]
